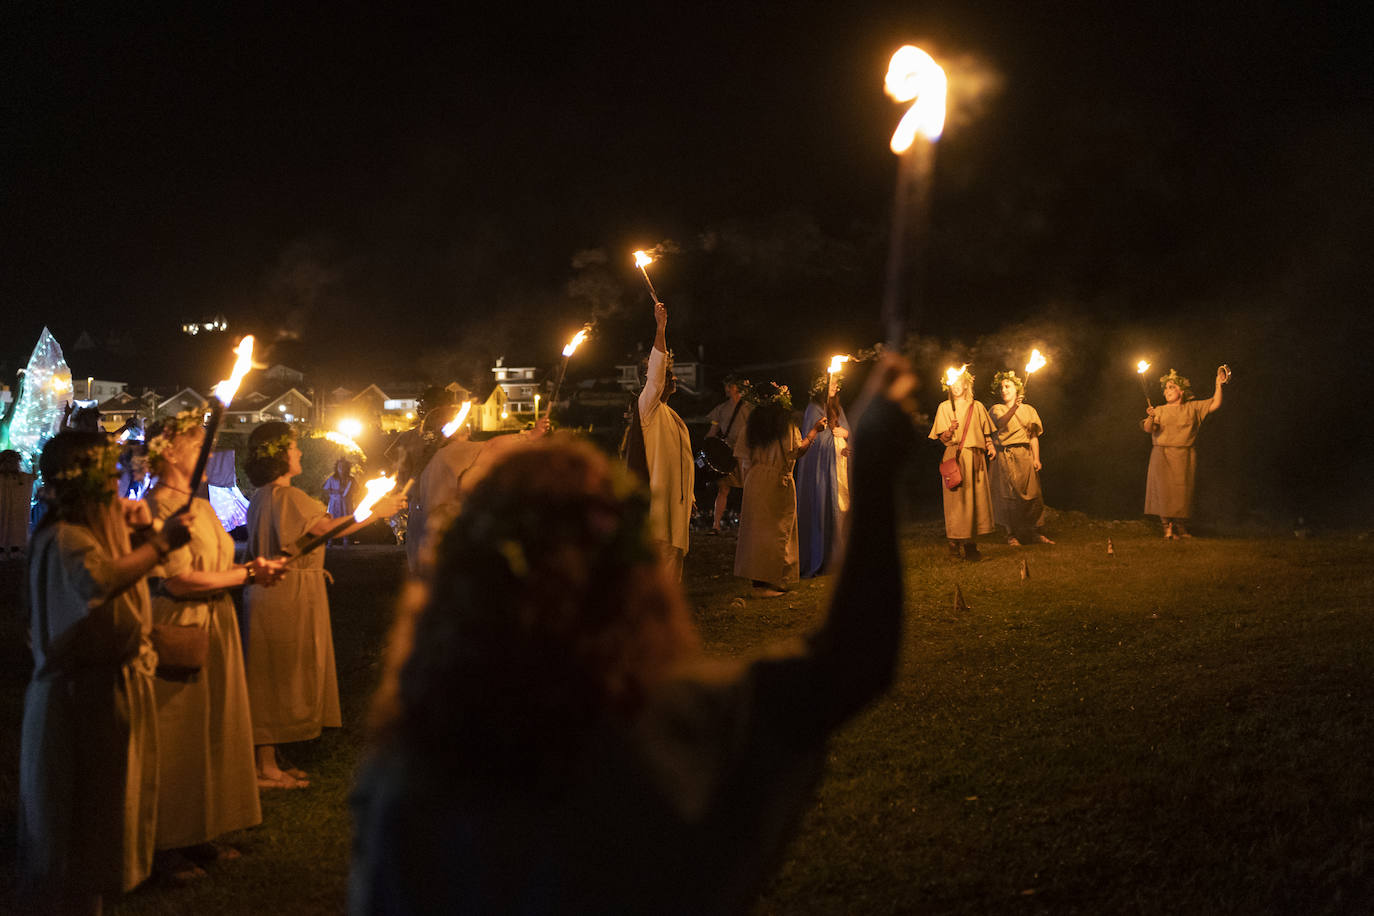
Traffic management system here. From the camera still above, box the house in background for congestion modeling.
[491,357,541,415]
[154,387,208,419]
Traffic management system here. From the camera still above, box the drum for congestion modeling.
[695,437,735,481]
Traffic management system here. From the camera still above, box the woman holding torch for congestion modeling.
[987,371,1053,546]
[1142,366,1229,539]
[20,431,191,913]
[929,366,997,561]
[242,421,402,787]
[142,412,286,877]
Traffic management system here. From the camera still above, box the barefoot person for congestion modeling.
[929,366,997,561]
[1142,365,1229,538]
[242,421,402,788]
[20,431,191,914]
[988,371,1053,546]
[143,413,285,880]
[350,356,918,914]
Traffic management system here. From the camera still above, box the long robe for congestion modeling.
[405,438,487,575]
[20,505,158,895]
[929,398,996,540]
[796,403,850,578]
[1143,398,1213,518]
[322,472,357,519]
[244,484,340,745]
[989,402,1046,536]
[147,490,261,849]
[639,347,694,557]
[734,426,803,587]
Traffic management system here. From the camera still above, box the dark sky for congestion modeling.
[3,2,1371,519]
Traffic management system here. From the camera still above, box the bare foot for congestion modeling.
[1036,534,1055,544]
[751,586,785,598]
[1006,537,1022,547]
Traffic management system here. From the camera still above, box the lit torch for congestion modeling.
[827,354,850,397]
[289,473,397,559]
[441,400,472,439]
[184,335,254,512]
[633,250,662,306]
[1136,360,1153,408]
[945,363,968,420]
[547,326,590,424]
[882,45,947,348]
[1024,349,1047,395]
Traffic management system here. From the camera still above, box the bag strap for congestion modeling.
[953,401,976,458]
[722,399,745,437]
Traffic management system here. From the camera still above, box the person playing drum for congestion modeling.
[704,375,752,535]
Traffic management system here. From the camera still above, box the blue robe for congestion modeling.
[796,402,849,578]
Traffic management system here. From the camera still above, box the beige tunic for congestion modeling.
[406,438,487,574]
[929,398,996,540]
[734,426,802,587]
[989,402,1046,535]
[244,484,340,744]
[1143,399,1213,518]
[20,507,158,895]
[639,347,694,555]
[147,490,261,849]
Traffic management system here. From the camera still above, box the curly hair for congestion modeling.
[1159,369,1193,400]
[370,435,698,791]
[245,421,295,486]
[145,409,205,473]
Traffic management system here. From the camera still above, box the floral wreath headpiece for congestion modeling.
[1158,369,1193,400]
[809,374,842,398]
[991,370,1024,398]
[252,431,295,461]
[46,438,120,508]
[747,382,792,412]
[146,409,205,466]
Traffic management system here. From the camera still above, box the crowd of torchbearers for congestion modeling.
[0,297,1231,914]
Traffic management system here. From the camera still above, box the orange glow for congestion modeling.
[633,250,653,268]
[828,354,851,376]
[1025,349,1047,375]
[352,474,398,523]
[562,327,589,358]
[945,364,969,388]
[323,430,364,455]
[1136,360,1151,375]
[441,401,472,438]
[212,336,255,405]
[886,45,948,152]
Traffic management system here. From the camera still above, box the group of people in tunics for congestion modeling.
[17,411,404,912]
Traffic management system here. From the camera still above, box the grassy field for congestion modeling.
[3,518,1373,913]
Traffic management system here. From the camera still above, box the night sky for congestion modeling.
[3,2,1370,521]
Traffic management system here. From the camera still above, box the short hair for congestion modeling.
[245,421,295,486]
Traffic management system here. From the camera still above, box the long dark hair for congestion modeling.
[744,402,791,452]
[245,421,293,487]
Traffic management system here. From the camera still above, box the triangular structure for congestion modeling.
[8,328,74,472]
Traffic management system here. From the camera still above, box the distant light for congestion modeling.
[337,417,363,437]
[283,413,294,421]
[278,404,287,411]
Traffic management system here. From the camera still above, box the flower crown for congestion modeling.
[991,370,1024,398]
[46,439,120,508]
[809,374,843,398]
[146,409,205,465]
[252,431,294,460]
[1159,369,1193,400]
[748,382,792,412]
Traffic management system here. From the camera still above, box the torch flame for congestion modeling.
[1025,349,1047,375]
[945,364,969,388]
[828,354,850,375]
[1136,360,1151,375]
[886,45,948,152]
[323,430,365,456]
[351,473,398,524]
[211,335,255,405]
[633,250,653,268]
[441,401,472,438]
[562,327,589,358]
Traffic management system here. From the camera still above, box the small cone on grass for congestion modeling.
[1020,558,1030,581]
[954,585,970,612]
